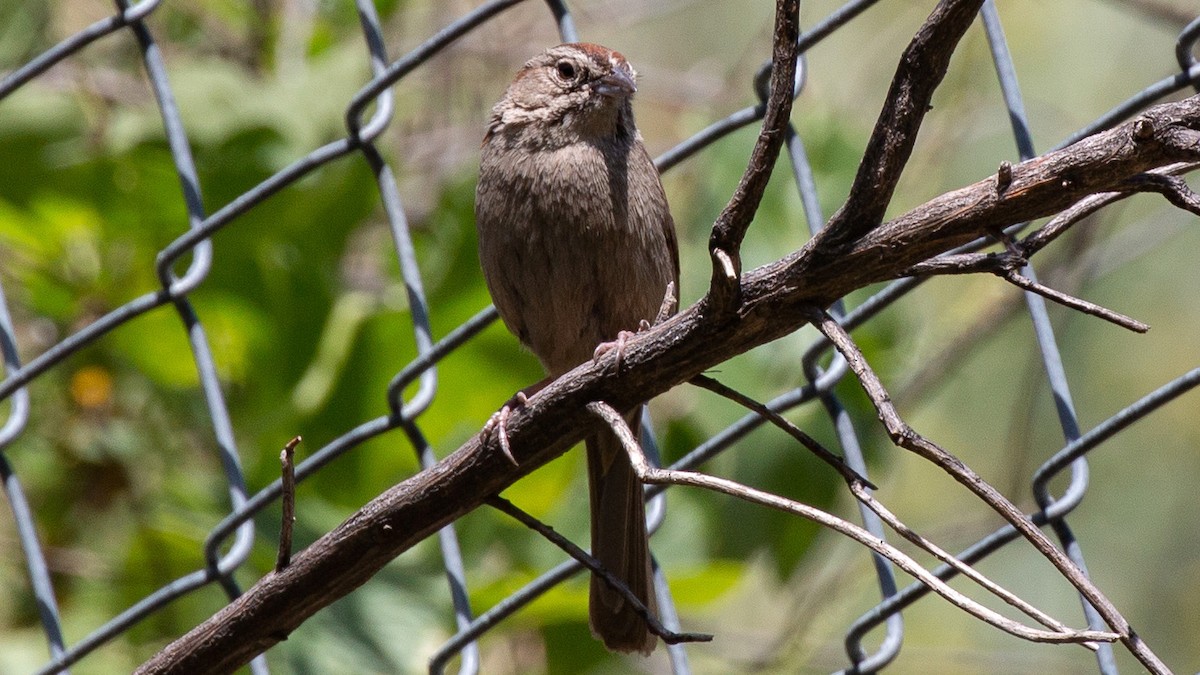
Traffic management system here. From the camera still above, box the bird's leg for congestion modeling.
[593,281,678,373]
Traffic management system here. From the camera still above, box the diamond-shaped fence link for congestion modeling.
[2,0,1199,673]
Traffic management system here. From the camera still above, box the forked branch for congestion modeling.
[803,306,1170,674]
[585,402,1118,648]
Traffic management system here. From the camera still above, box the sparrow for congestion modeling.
[475,42,680,654]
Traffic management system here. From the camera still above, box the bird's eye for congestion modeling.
[555,60,577,81]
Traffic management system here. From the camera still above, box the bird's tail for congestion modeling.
[585,408,658,655]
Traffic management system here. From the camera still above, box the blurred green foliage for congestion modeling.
[3,1,1200,674]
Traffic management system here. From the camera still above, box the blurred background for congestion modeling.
[1,0,1199,673]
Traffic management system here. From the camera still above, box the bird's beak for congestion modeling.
[595,67,637,98]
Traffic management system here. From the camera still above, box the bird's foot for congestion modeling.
[484,391,530,466]
[593,330,639,373]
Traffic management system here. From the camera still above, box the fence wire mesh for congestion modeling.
[2,0,1199,673]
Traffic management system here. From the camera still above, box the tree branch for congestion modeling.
[816,0,987,248]
[766,98,1200,304]
[136,29,1200,675]
[804,306,1170,673]
[706,0,799,309]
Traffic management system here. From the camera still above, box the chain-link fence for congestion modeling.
[3,0,1200,672]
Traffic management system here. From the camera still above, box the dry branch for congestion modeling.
[274,436,301,572]
[138,86,1200,675]
[805,307,1170,673]
[705,0,799,308]
[776,100,1200,304]
[677,378,1110,646]
[587,401,1118,648]
[486,496,710,646]
[822,0,986,245]
[137,2,1200,672]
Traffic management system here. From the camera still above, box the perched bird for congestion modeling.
[475,42,680,654]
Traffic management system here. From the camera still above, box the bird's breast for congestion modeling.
[476,137,673,374]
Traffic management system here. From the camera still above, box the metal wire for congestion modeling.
[2,1,1199,673]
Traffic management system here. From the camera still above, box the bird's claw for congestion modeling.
[593,330,637,372]
[484,391,528,466]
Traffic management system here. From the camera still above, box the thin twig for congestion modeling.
[901,251,1023,276]
[848,483,1097,648]
[897,239,1148,333]
[654,281,677,326]
[706,0,799,309]
[665,377,1101,647]
[1121,171,1200,215]
[1000,270,1150,333]
[485,496,711,646]
[1017,162,1200,257]
[275,436,301,572]
[1015,162,1198,264]
[688,374,876,489]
